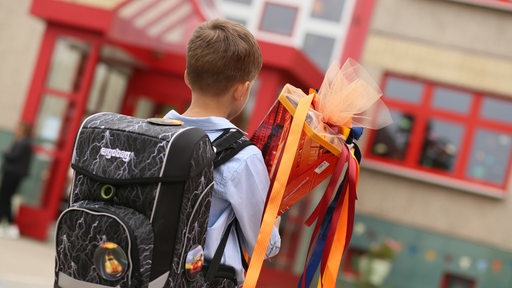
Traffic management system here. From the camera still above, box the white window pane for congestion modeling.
[432,87,472,114]
[311,0,346,22]
[34,96,68,147]
[260,3,297,35]
[481,97,512,124]
[303,33,335,71]
[384,77,424,104]
[226,16,247,26]
[46,37,90,93]
[466,129,511,185]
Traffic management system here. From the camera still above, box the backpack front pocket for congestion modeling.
[55,202,154,288]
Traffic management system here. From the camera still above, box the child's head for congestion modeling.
[186,19,262,98]
[14,121,32,140]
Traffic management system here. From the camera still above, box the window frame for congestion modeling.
[364,73,512,197]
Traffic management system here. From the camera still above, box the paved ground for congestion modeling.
[0,232,55,288]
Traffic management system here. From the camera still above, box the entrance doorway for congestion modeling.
[17,23,193,240]
[17,26,137,239]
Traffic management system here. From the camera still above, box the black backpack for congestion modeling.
[54,112,251,288]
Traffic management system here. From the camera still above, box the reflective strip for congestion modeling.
[148,272,169,288]
[58,272,120,288]
[177,182,214,271]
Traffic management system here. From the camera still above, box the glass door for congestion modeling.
[18,25,101,240]
[86,62,130,116]
[35,33,99,214]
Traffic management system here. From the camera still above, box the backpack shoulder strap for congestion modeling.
[212,128,254,168]
[205,129,253,281]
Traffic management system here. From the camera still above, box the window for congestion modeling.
[311,0,346,22]
[367,75,512,193]
[259,3,298,36]
[440,273,476,288]
[46,37,90,93]
[225,16,247,26]
[302,33,336,70]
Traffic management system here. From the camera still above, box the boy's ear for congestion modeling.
[233,81,251,101]
[184,70,191,88]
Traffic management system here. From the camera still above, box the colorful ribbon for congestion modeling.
[299,166,348,288]
[299,144,361,288]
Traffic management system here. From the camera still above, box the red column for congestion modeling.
[340,0,376,62]
[21,26,55,124]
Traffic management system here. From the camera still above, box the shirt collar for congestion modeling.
[164,110,240,132]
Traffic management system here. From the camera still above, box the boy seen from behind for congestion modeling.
[164,19,281,287]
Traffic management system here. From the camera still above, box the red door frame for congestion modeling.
[17,24,101,240]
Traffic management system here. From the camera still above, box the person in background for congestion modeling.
[0,121,33,239]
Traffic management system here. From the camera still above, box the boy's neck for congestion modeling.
[182,107,228,118]
[182,93,231,119]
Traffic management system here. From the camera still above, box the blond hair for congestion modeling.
[186,19,262,96]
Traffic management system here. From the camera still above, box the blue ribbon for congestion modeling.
[298,177,346,288]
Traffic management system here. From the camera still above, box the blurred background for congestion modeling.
[0,0,511,287]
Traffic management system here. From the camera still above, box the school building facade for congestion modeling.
[0,0,511,287]
[350,1,512,287]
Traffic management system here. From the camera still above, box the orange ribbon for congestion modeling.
[318,149,360,287]
[298,144,349,288]
[243,94,315,288]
